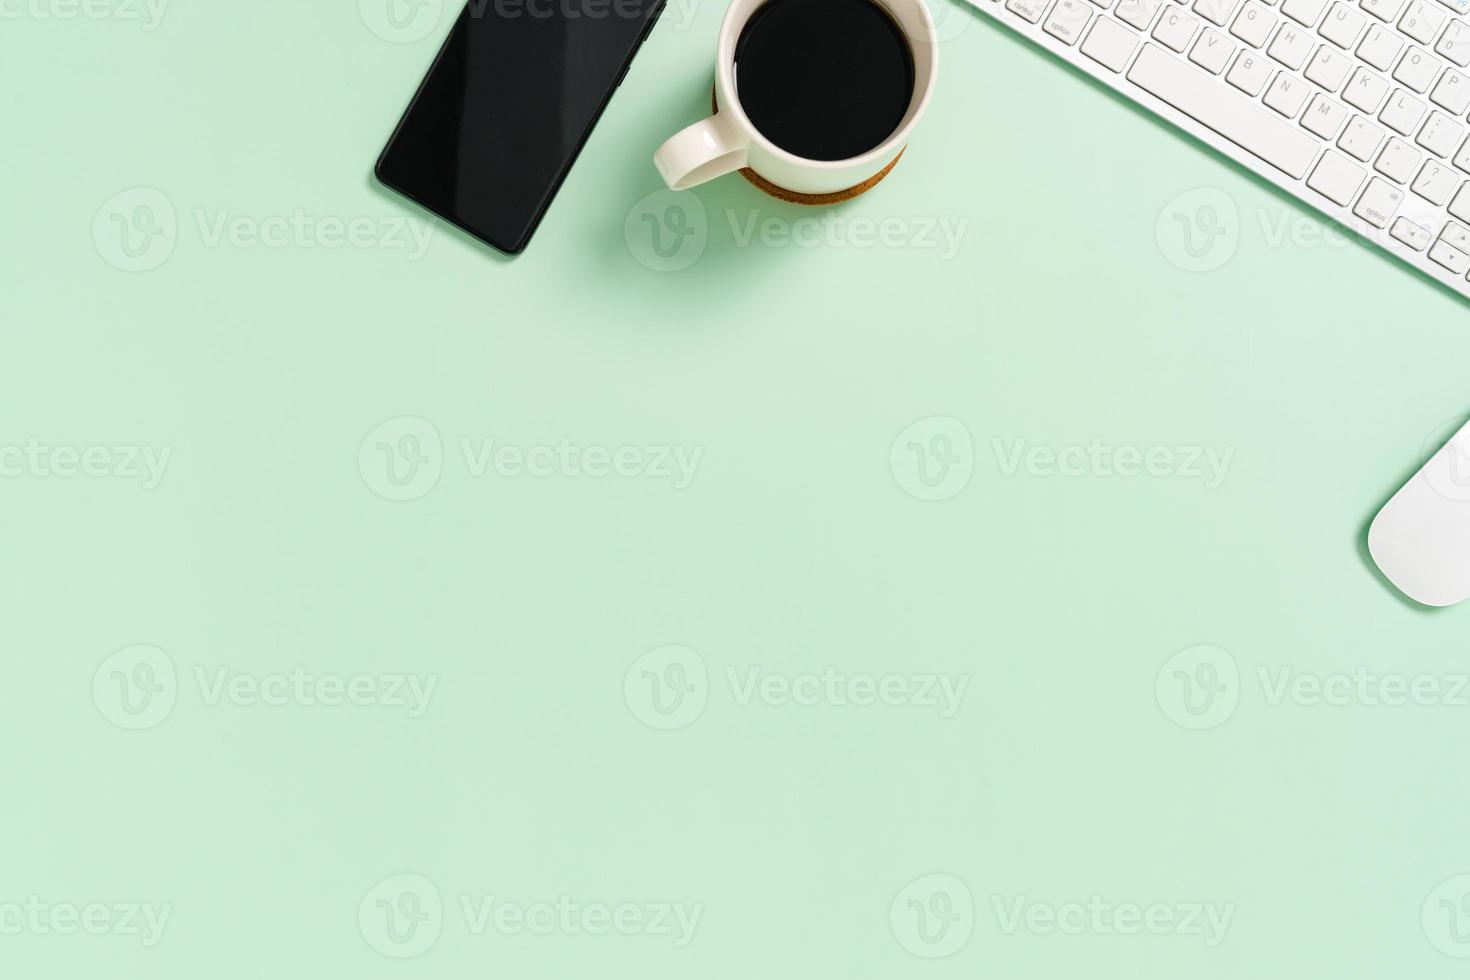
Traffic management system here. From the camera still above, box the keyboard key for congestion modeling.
[1127,44,1320,176]
[1264,71,1312,114]
[1437,19,1470,66]
[1418,111,1462,156]
[1391,216,1433,248]
[1435,0,1470,14]
[1393,47,1442,92]
[1227,48,1275,92]
[1431,68,1470,113]
[1155,6,1202,49]
[1191,27,1238,70]
[1007,0,1049,23]
[1082,16,1141,70]
[1117,0,1163,29]
[1354,176,1404,225]
[1380,89,1426,134]
[1320,2,1367,45]
[1303,92,1350,137]
[1269,23,1316,65]
[1376,136,1423,180]
[1441,221,1470,251]
[1398,0,1443,44]
[1309,150,1368,201]
[1195,0,1243,24]
[1283,0,1330,21]
[1361,0,1407,19]
[1344,67,1390,110]
[1429,238,1470,273]
[1339,114,1386,158]
[1046,0,1094,43]
[1357,24,1403,69]
[1231,0,1278,43]
[1449,181,1470,220]
[1305,44,1353,88]
[1412,159,1460,202]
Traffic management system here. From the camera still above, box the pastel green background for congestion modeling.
[5,0,1470,976]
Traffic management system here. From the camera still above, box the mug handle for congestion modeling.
[653,112,749,190]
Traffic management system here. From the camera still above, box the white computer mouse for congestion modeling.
[1369,418,1470,607]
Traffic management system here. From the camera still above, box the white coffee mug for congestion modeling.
[652,0,939,197]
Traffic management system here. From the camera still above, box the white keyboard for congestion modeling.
[970,0,1470,297]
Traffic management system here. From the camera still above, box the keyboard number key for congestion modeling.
[1360,0,1407,20]
[1190,27,1238,71]
[1398,0,1444,44]
[1309,149,1368,203]
[1082,15,1141,71]
[1227,49,1275,93]
[1353,176,1405,226]
[1437,19,1470,67]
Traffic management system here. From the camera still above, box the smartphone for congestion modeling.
[375,0,666,255]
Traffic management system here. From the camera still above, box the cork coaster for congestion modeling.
[711,88,904,206]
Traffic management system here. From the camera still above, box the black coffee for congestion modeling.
[734,0,914,162]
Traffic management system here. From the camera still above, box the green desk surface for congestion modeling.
[6,1,1470,976]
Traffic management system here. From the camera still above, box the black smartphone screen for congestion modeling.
[375,0,665,254]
